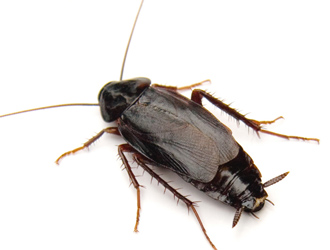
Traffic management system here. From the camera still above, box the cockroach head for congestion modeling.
[98,77,151,122]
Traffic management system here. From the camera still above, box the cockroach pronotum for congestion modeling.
[0,1,323,250]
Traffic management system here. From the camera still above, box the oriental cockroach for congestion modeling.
[0,1,323,250]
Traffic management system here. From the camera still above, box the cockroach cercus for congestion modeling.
[0,1,320,250]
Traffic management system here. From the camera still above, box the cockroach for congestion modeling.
[0,1,320,250]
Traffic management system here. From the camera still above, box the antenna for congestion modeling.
[1,1,145,118]
[120,0,144,80]
[0,103,99,118]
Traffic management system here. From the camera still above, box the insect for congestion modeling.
[0,1,321,250]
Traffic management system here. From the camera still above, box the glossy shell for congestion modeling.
[118,86,240,182]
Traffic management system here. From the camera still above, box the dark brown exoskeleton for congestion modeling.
[96,76,295,232]
[0,1,319,250]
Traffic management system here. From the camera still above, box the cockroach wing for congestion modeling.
[118,87,239,183]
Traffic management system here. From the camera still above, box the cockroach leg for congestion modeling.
[258,129,319,142]
[191,89,319,143]
[132,153,218,250]
[55,127,120,164]
[250,116,283,125]
[152,79,210,91]
[177,79,211,91]
[118,144,142,232]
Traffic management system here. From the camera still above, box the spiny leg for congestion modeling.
[251,116,284,125]
[118,144,142,232]
[132,153,217,250]
[55,127,121,164]
[56,130,142,232]
[191,89,319,143]
[152,79,210,91]
[191,89,282,131]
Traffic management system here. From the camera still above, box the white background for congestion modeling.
[0,1,329,250]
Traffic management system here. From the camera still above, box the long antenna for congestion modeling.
[1,2,145,119]
[119,0,144,80]
[0,103,99,118]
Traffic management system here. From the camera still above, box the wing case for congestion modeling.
[118,87,239,183]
